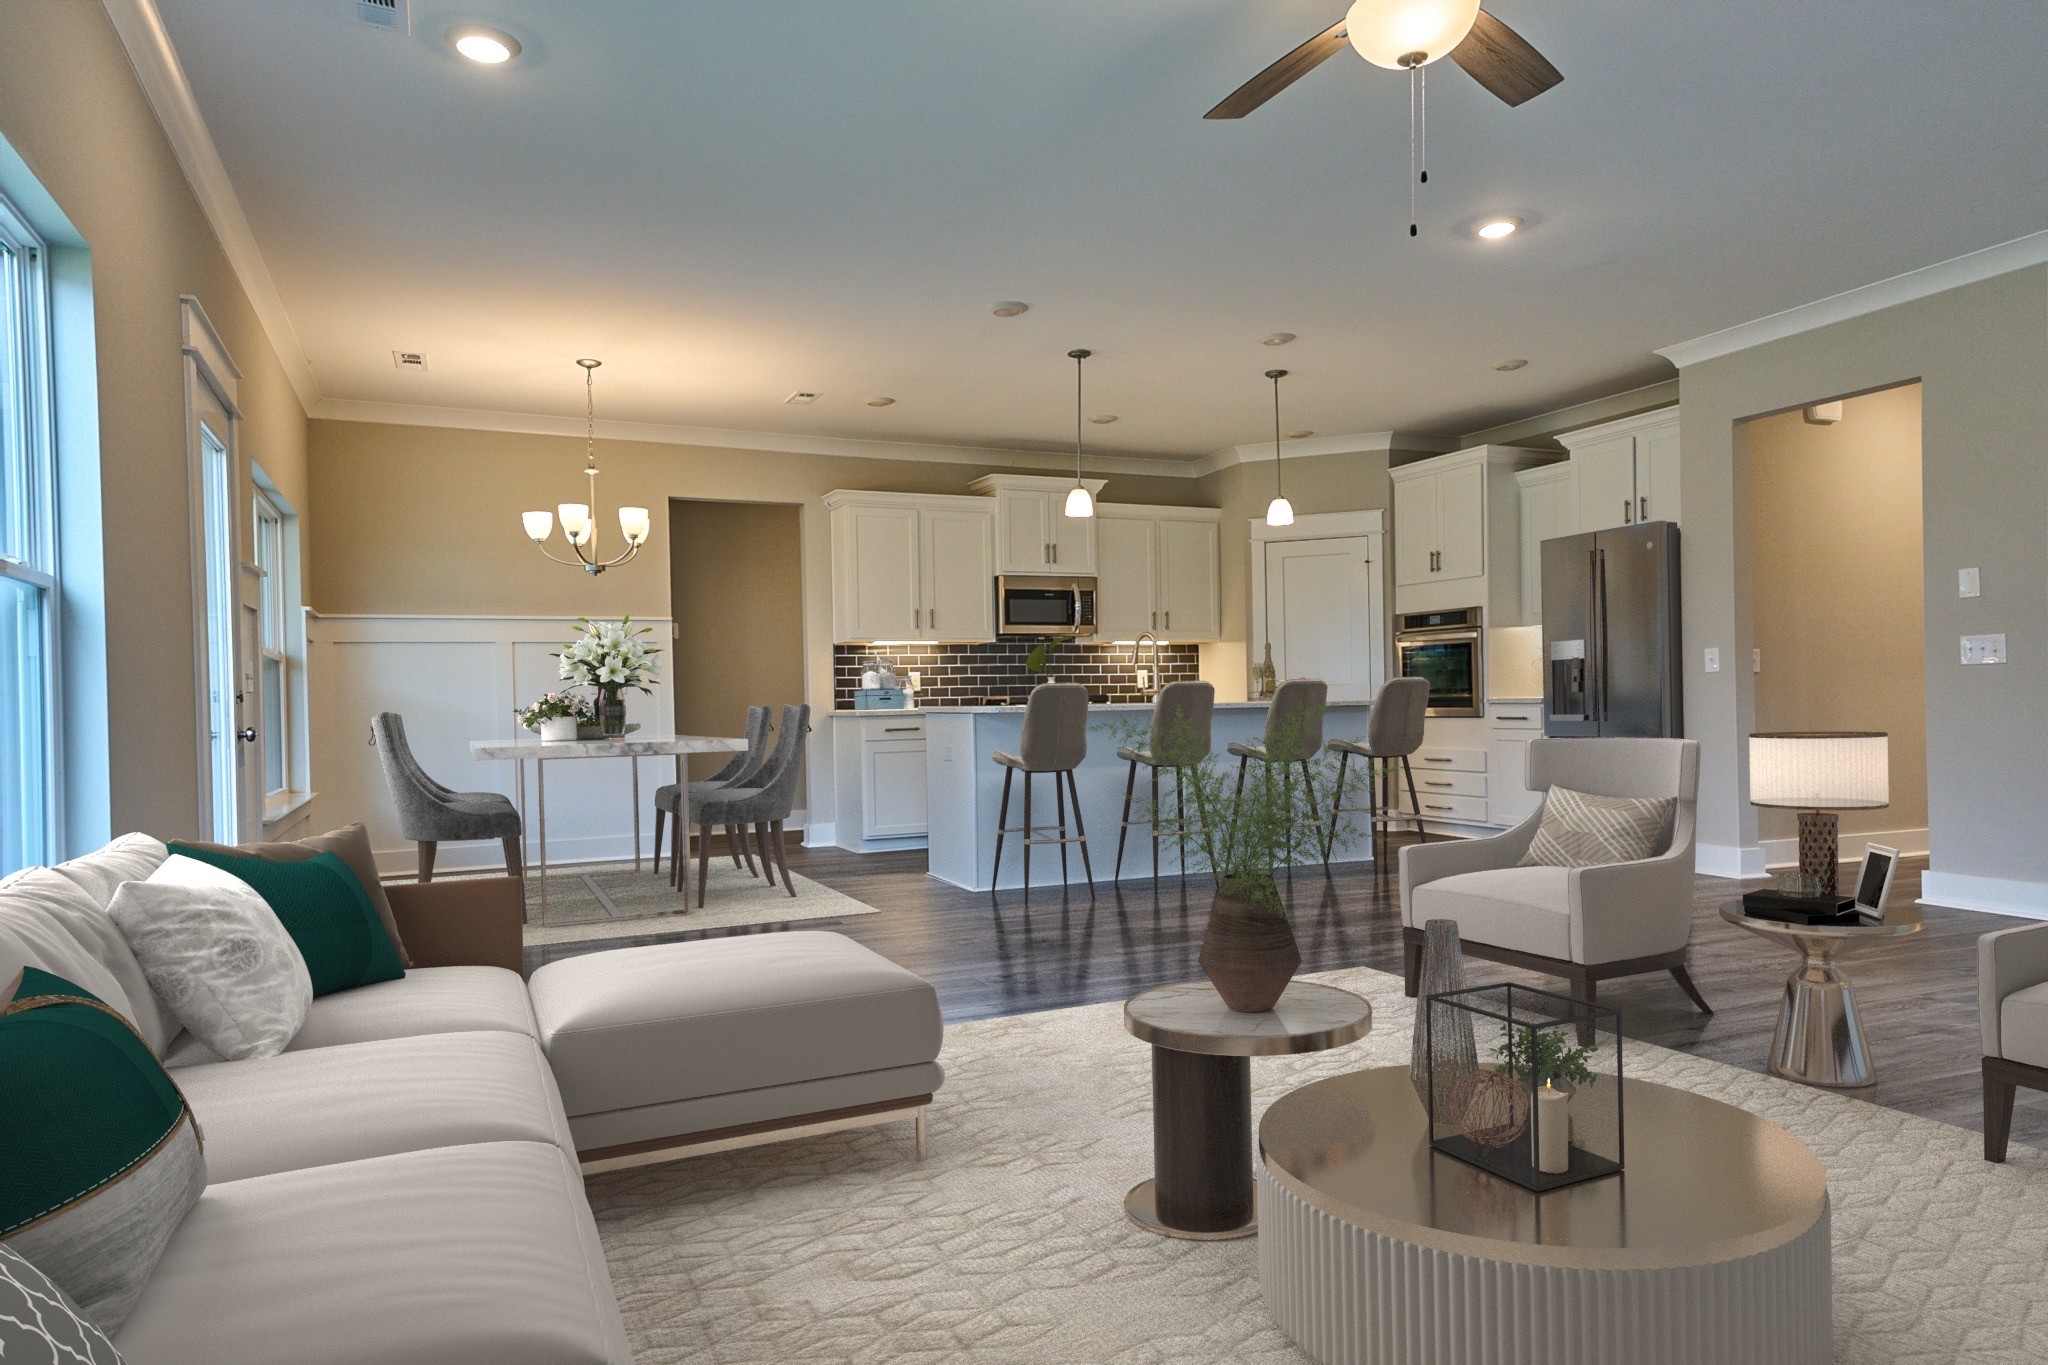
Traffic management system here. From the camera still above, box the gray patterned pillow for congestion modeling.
[106,855,312,1061]
[1519,786,1675,868]
[0,1244,125,1364]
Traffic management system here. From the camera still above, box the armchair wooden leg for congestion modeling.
[1403,935,1423,997]
[1985,1058,2019,1163]
[1573,971,1599,1046]
[1669,963,1713,1015]
[417,841,437,884]
[501,835,523,880]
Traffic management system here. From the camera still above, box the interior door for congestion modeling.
[1157,518,1219,639]
[1575,435,1637,532]
[996,489,1053,574]
[1392,472,1439,586]
[843,503,921,640]
[1264,536,1378,702]
[1093,514,1156,640]
[1433,462,1485,581]
[920,505,996,641]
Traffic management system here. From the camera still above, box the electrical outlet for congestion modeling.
[1703,648,1721,673]
[1961,634,2007,666]
[1959,567,1981,598]
[1753,648,1762,674]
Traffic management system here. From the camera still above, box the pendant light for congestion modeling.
[1265,369,1295,527]
[1064,348,1095,519]
[520,359,650,574]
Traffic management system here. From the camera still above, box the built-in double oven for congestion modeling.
[995,575,1097,638]
[1395,607,1484,717]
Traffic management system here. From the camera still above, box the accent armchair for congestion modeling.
[1399,736,1711,1016]
[1980,922,2048,1161]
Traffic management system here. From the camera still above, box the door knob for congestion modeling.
[236,728,258,743]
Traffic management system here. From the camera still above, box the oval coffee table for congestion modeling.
[1720,900,1924,1088]
[1259,1067,1831,1365]
[1123,980,1371,1240]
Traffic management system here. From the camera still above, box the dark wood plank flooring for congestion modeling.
[526,841,2044,1155]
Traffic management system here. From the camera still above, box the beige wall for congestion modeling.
[0,0,310,844]
[668,500,805,781]
[1746,385,1927,846]
[1677,266,2048,900]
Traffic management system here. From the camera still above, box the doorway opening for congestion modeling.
[1741,381,1927,872]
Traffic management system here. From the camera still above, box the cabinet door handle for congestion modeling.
[1425,803,1454,813]
[1497,713,1528,721]
[884,726,920,733]
[1639,495,1649,522]
[1164,610,1171,629]
[929,606,936,628]
[1053,542,1058,564]
[1151,610,1156,628]
[1422,756,1453,763]
[1622,499,1633,524]
[1425,780,1454,788]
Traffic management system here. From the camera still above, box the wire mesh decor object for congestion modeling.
[1426,983,1625,1193]
[1410,919,1476,1112]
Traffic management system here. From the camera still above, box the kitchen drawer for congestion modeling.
[1487,703,1542,729]
[861,715,926,741]
[1409,770,1487,800]
[1411,746,1487,774]
[1412,792,1491,824]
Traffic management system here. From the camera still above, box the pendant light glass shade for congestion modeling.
[1265,496,1295,527]
[1065,348,1095,519]
[521,510,554,543]
[1344,0,1481,68]
[1065,484,1094,518]
[618,506,652,544]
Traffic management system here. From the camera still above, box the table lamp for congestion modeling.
[1748,732,1889,897]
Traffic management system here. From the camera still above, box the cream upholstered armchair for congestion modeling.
[1980,922,2048,1161]
[1399,737,1711,1015]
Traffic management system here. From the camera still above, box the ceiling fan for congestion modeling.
[1206,0,1562,120]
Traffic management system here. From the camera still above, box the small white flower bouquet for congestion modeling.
[518,691,592,742]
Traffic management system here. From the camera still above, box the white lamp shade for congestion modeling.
[618,506,652,544]
[1064,484,1094,519]
[1748,732,1889,809]
[1265,496,1295,528]
[521,510,553,542]
[557,502,591,544]
[1344,0,1482,68]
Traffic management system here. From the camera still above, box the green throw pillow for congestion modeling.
[1,967,207,1333]
[167,844,404,996]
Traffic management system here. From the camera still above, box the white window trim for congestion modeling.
[251,470,313,824]
[181,296,242,835]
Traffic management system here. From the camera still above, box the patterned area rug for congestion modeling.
[587,966,2048,1364]
[521,863,878,947]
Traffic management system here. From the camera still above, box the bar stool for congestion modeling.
[992,683,1094,895]
[1114,681,1218,886]
[1226,678,1329,869]
[1326,676,1431,866]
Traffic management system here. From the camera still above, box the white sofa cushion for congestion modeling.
[1409,866,1575,960]
[0,864,176,1056]
[287,965,537,1052]
[113,1142,631,1365]
[173,1031,576,1182]
[2000,982,2048,1070]
[39,834,169,911]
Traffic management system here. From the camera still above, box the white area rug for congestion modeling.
[586,966,2048,1363]
[522,863,878,947]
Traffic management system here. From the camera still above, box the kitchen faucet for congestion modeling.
[1131,631,1163,699]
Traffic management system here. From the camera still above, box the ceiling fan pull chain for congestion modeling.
[1408,61,1419,237]
[1419,61,1428,186]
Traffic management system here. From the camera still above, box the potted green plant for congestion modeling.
[518,691,591,743]
[556,616,661,735]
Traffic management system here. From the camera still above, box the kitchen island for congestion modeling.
[921,700,1374,891]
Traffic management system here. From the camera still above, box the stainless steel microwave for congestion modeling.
[1395,607,1484,717]
[995,575,1096,638]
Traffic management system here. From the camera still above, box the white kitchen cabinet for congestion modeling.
[862,734,930,839]
[1093,504,1221,641]
[1390,445,1560,620]
[825,492,995,643]
[1157,515,1221,639]
[970,474,1103,575]
[1515,463,1578,624]
[1393,469,1440,587]
[1560,406,1681,532]
[1488,703,1544,828]
[1094,512,1156,640]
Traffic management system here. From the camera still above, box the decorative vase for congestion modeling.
[1411,919,1477,1110]
[538,716,578,743]
[1253,643,1278,700]
[597,688,627,736]
[1199,878,1301,1013]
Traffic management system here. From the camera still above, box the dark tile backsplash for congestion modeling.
[833,641,1201,709]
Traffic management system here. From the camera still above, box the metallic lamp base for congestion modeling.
[1796,810,1840,897]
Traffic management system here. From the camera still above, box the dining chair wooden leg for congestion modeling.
[1055,770,1069,888]
[756,821,776,886]
[992,767,1015,889]
[501,835,524,880]
[1113,759,1138,881]
[1066,769,1094,892]
[773,821,796,898]
[697,817,713,909]
[731,822,754,875]
[651,808,666,874]
[417,841,437,884]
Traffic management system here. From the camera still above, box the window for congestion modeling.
[0,190,56,877]
[250,469,307,821]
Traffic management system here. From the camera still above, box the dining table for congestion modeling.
[469,732,748,916]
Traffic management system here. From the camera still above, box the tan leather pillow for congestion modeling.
[170,823,409,967]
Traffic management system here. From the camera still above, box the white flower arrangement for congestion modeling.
[557,616,661,696]
[517,691,592,730]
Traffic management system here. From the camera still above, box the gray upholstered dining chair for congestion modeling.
[991,682,1093,894]
[370,711,522,882]
[653,705,772,880]
[1326,676,1431,864]
[691,704,811,907]
[1226,677,1330,869]
[1114,680,1216,885]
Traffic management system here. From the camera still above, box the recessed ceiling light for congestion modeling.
[1494,358,1529,371]
[1261,332,1297,346]
[449,26,520,64]
[991,301,1030,317]
[1475,216,1523,240]
[864,397,895,407]
[1089,414,1118,425]
[1287,429,1315,440]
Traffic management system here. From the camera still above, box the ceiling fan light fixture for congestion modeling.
[1343,0,1481,69]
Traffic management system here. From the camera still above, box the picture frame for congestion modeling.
[1852,843,1900,924]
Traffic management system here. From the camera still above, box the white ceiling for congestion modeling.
[156,0,2048,462]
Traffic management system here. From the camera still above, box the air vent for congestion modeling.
[784,392,820,405]
[392,351,428,371]
[357,0,405,31]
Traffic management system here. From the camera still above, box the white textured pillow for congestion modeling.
[106,856,312,1061]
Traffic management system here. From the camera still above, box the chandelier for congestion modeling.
[520,358,650,574]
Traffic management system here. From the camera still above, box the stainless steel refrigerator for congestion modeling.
[1542,522,1683,738]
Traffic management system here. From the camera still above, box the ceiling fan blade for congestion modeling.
[1449,10,1562,107]
[1205,20,1351,120]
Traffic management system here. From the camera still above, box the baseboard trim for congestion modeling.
[1762,827,1929,869]
[1695,844,1767,879]
[1919,871,2048,920]
[801,821,836,849]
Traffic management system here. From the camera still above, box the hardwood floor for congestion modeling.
[526,841,2047,1156]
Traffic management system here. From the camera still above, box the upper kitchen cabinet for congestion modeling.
[1390,446,1559,620]
[1096,504,1221,641]
[1560,406,1680,532]
[970,474,1104,575]
[825,491,996,643]
[1515,463,1578,625]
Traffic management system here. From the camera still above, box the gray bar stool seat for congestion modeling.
[1225,678,1329,870]
[1114,681,1219,885]
[371,712,522,882]
[1326,676,1432,865]
[992,683,1094,896]
[653,705,771,881]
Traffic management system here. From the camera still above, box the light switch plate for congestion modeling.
[1753,648,1762,673]
[1961,634,2007,666]
[1960,567,1981,598]
[1703,648,1721,673]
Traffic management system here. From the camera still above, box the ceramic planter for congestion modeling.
[1200,877,1301,1013]
[537,716,579,742]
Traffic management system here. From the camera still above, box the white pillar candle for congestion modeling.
[1535,1082,1570,1176]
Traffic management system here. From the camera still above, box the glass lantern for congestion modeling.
[1424,983,1624,1193]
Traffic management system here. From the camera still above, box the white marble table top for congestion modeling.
[844,699,1373,717]
[1124,980,1373,1057]
[470,733,747,760]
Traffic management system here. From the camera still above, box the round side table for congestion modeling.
[1122,980,1370,1240]
[1720,900,1923,1088]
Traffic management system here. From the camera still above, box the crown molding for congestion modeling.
[308,396,1212,478]
[1193,430,1457,478]
[101,0,320,411]
[1657,230,2048,370]
[1455,379,1680,450]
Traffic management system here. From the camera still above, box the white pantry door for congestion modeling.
[1263,536,1380,703]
